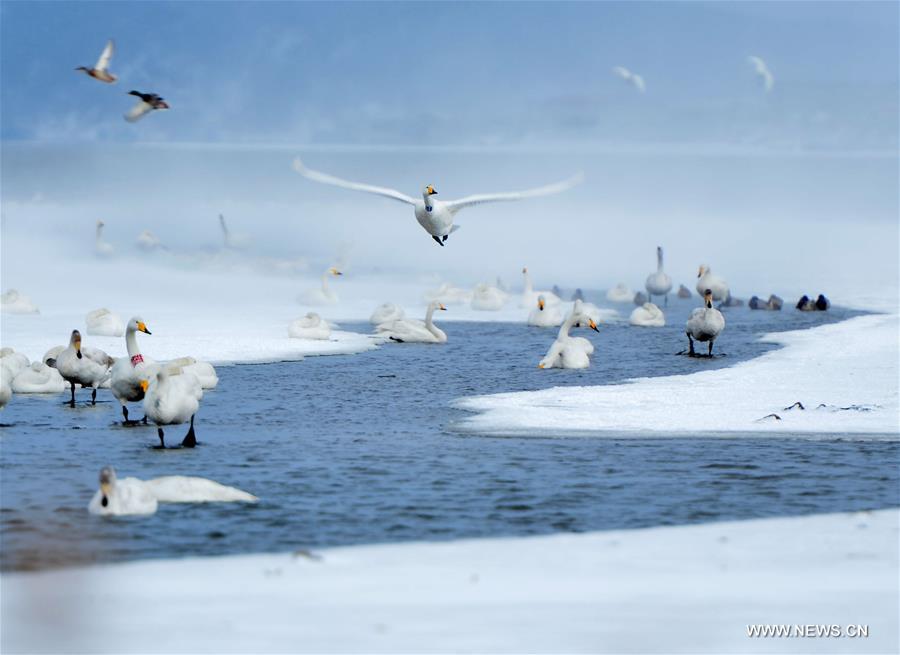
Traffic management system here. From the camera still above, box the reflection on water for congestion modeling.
[2,302,897,571]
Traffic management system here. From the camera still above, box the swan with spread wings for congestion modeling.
[292,158,582,246]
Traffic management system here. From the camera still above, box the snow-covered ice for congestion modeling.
[456,313,900,437]
[2,509,896,653]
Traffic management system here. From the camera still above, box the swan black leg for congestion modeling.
[708,341,714,357]
[442,234,448,242]
[91,388,97,405]
[157,427,166,448]
[664,294,668,307]
[122,406,140,426]
[69,383,76,407]
[688,335,695,357]
[432,235,444,247]
[181,415,197,448]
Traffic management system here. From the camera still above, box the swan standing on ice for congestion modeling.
[292,158,582,246]
[89,466,257,516]
[50,330,113,406]
[630,302,665,327]
[85,308,125,337]
[288,312,332,340]
[539,306,600,369]
[471,282,508,311]
[377,301,448,343]
[76,39,117,83]
[11,362,67,394]
[370,303,405,325]
[696,266,729,302]
[95,221,114,257]
[686,289,725,356]
[605,284,633,303]
[528,295,564,327]
[141,368,202,448]
[521,267,561,308]
[124,90,170,123]
[645,246,673,306]
[1,290,39,314]
[300,267,343,305]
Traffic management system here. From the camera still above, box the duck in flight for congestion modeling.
[125,91,170,123]
[76,39,117,83]
[292,158,583,246]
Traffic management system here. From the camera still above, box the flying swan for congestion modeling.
[292,158,582,246]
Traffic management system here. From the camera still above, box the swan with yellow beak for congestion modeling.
[538,304,599,369]
[49,330,113,406]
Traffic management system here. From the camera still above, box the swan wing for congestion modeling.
[444,173,583,214]
[145,476,258,503]
[124,100,153,123]
[95,39,114,71]
[292,158,416,205]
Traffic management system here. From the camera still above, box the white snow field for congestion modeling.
[2,509,896,654]
[456,313,900,437]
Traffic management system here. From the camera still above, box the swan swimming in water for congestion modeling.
[696,266,729,302]
[85,308,125,337]
[685,289,725,356]
[471,283,508,311]
[0,369,11,410]
[370,303,405,325]
[677,284,692,299]
[88,466,257,516]
[292,158,582,246]
[299,267,343,305]
[50,330,113,406]
[141,368,203,448]
[95,220,114,257]
[630,302,665,327]
[749,294,783,311]
[527,295,564,327]
[605,284,633,303]
[539,305,600,369]
[1,289,39,314]
[645,246,673,306]
[288,312,332,340]
[521,267,561,308]
[11,362,67,394]
[377,301,448,343]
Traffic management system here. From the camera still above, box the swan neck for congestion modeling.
[557,313,578,339]
[523,270,533,294]
[425,304,436,328]
[657,249,664,272]
[125,329,140,357]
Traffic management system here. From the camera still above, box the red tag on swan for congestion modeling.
[130,354,144,367]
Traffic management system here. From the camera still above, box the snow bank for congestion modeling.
[2,509,896,653]
[455,314,899,436]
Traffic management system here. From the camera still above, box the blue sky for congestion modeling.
[2,1,897,150]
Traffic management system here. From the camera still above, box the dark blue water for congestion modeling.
[1,301,897,571]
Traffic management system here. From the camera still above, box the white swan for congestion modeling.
[696,266,729,301]
[181,360,218,389]
[370,303,405,325]
[11,362,66,394]
[88,466,257,517]
[423,282,472,305]
[110,317,155,423]
[645,246,673,306]
[612,65,646,93]
[136,230,162,252]
[141,368,202,448]
[218,214,250,250]
[527,295,564,327]
[471,283,507,311]
[95,220,114,257]
[76,39,117,84]
[521,267,561,308]
[0,348,30,378]
[630,302,665,327]
[539,306,600,369]
[299,267,343,305]
[85,308,125,337]
[288,312,332,340]
[748,55,774,93]
[1,289,39,314]
[0,368,11,410]
[568,300,599,355]
[293,158,582,246]
[50,330,113,406]
[686,290,726,356]
[377,301,447,343]
[605,283,633,303]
